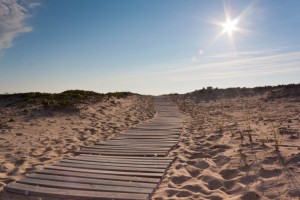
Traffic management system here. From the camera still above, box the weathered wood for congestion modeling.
[76,150,166,156]
[84,145,171,150]
[62,159,168,169]
[45,165,164,178]
[4,182,149,200]
[27,174,156,188]
[36,169,160,183]
[69,156,173,163]
[53,162,166,173]
[81,147,169,153]
[18,178,153,194]
[77,154,175,161]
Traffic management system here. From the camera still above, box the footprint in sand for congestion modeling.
[189,152,210,159]
[219,168,240,180]
[176,190,194,198]
[30,148,44,157]
[164,189,179,197]
[241,191,260,200]
[185,165,201,177]
[170,175,190,185]
[39,157,52,162]
[212,155,231,166]
[0,163,14,173]
[224,179,237,190]
[260,168,282,178]
[202,175,224,190]
[239,175,257,185]
[182,184,212,195]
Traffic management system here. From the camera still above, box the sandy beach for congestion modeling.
[0,85,299,200]
[152,85,300,199]
[0,93,155,199]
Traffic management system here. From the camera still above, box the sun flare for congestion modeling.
[222,18,239,36]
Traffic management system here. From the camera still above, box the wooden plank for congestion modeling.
[85,146,171,150]
[116,136,179,139]
[78,155,175,161]
[120,134,180,137]
[118,134,180,137]
[45,166,164,178]
[81,147,168,153]
[109,139,178,143]
[109,138,178,141]
[61,159,168,169]
[36,169,160,183]
[53,162,166,173]
[132,126,182,129]
[81,146,169,151]
[4,182,149,200]
[91,144,175,149]
[18,178,153,194]
[94,143,177,148]
[129,128,182,130]
[122,131,181,134]
[76,150,166,157]
[91,144,174,148]
[96,139,178,143]
[27,174,156,188]
[96,140,178,144]
[121,134,179,137]
[71,156,174,164]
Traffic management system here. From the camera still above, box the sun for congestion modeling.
[222,18,239,36]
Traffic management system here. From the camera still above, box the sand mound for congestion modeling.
[0,94,155,196]
[152,85,300,199]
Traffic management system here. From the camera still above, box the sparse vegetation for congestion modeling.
[237,149,248,166]
[271,122,281,152]
[0,90,134,110]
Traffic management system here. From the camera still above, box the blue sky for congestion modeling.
[1,0,300,94]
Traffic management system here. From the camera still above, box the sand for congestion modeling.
[152,86,300,200]
[0,94,155,199]
[1,85,299,200]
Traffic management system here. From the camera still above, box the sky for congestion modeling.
[0,0,300,95]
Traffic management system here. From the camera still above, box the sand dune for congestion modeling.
[0,85,299,200]
[0,94,155,198]
[152,85,300,200]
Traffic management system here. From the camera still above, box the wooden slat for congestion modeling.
[62,159,168,169]
[91,144,175,148]
[128,130,181,133]
[70,156,174,164]
[4,182,149,200]
[94,143,177,148]
[45,166,164,178]
[116,136,179,139]
[80,148,168,154]
[109,138,178,141]
[81,147,169,152]
[78,155,175,161]
[27,174,156,188]
[36,169,160,183]
[76,150,166,157]
[95,142,177,146]
[18,178,153,194]
[85,145,170,150]
[53,162,166,173]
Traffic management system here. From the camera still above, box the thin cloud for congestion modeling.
[0,0,40,52]
[99,50,300,84]
[207,48,282,58]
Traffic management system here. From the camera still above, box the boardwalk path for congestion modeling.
[4,97,185,200]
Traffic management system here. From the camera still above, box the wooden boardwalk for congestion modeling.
[4,97,185,200]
